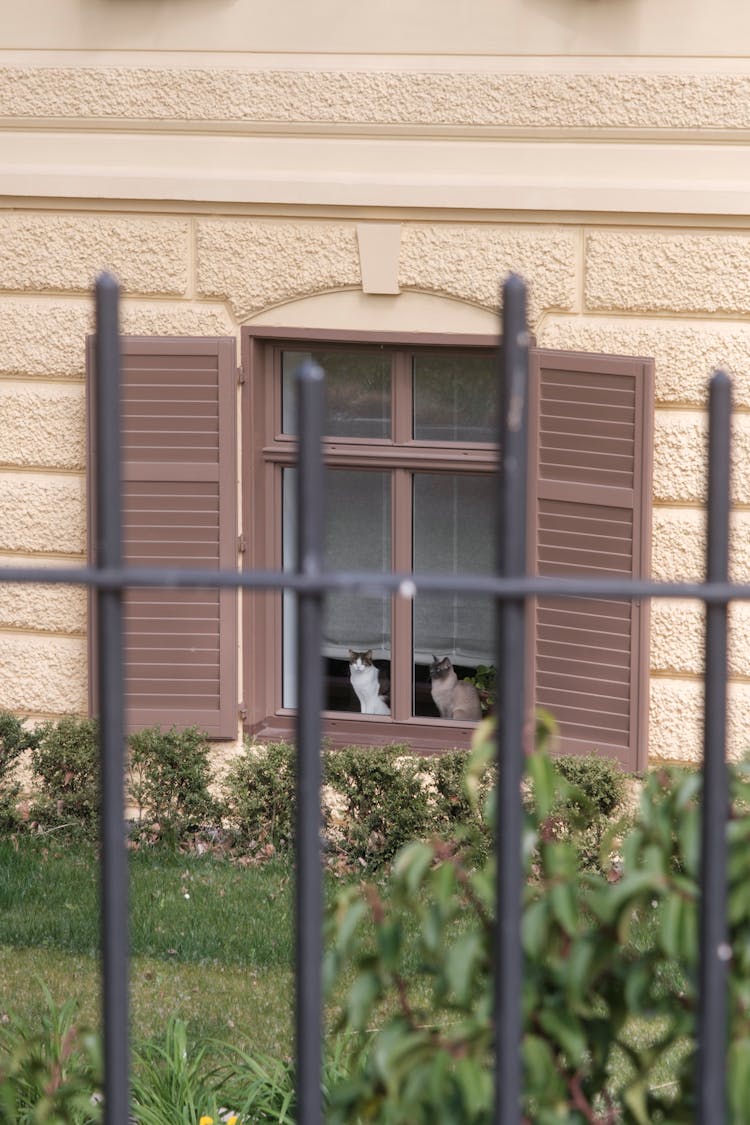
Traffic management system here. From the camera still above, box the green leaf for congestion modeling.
[728,1038,750,1121]
[564,936,595,1008]
[623,961,653,1012]
[526,752,558,820]
[622,1077,651,1125]
[595,871,663,928]
[332,895,368,953]
[539,838,577,882]
[522,1033,564,1096]
[432,858,457,910]
[422,903,443,957]
[345,970,382,1030]
[454,1055,492,1118]
[549,881,578,935]
[376,919,403,972]
[444,933,484,1007]
[659,892,684,959]
[521,897,550,959]
[536,1007,587,1068]
[394,841,435,894]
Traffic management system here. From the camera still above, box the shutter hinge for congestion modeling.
[239,702,248,721]
[237,533,247,553]
[237,365,245,385]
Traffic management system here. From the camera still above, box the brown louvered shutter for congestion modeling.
[527,350,653,771]
[88,337,238,738]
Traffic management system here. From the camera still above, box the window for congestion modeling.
[244,330,499,750]
[244,329,653,766]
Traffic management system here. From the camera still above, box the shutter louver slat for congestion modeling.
[530,351,652,769]
[88,336,237,738]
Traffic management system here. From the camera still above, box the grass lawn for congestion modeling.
[0,835,692,1116]
[0,834,452,1060]
[0,837,298,1056]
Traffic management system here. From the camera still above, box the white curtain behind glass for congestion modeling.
[413,474,494,667]
[282,468,391,708]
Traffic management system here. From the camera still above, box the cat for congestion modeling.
[348,649,390,715]
[429,655,482,721]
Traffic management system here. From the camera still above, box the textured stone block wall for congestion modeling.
[2,207,750,763]
[0,212,234,723]
[540,228,750,764]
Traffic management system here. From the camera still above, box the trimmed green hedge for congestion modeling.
[0,710,631,874]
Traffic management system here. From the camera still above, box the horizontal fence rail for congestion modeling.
[3,565,750,603]
[0,272,734,1125]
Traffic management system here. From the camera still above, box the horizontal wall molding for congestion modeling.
[3,129,750,215]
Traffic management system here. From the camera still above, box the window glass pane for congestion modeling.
[412,473,494,719]
[282,468,391,713]
[413,353,495,442]
[282,351,391,438]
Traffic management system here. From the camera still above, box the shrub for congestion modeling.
[532,751,628,871]
[0,986,101,1124]
[222,737,627,873]
[553,752,625,817]
[0,711,39,831]
[223,741,296,854]
[325,745,435,869]
[326,720,731,1123]
[128,725,220,846]
[29,716,100,832]
[224,741,490,871]
[426,749,493,861]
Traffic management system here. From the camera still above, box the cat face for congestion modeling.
[429,655,453,681]
[349,649,374,668]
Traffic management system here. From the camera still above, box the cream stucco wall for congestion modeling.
[4,0,750,766]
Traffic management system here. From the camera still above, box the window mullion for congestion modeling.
[391,350,413,721]
[393,350,412,445]
[391,466,413,722]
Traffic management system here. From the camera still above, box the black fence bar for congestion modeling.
[697,370,732,1123]
[94,273,130,1125]
[495,273,529,1125]
[294,361,327,1125]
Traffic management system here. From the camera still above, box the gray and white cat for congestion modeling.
[348,649,390,715]
[429,655,481,721]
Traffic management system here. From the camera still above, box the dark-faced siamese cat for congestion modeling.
[348,650,390,715]
[429,656,481,721]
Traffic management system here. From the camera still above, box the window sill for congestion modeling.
[246,712,480,754]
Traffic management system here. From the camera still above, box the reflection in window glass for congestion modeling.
[413,353,496,442]
[282,468,391,712]
[412,473,494,718]
[282,351,391,439]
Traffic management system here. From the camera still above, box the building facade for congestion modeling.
[3,0,750,768]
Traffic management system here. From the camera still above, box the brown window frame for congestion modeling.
[242,327,500,751]
[242,328,653,766]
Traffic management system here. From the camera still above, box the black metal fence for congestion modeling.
[0,273,738,1123]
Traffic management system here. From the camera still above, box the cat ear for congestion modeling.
[348,649,356,659]
[432,654,438,663]
[365,649,373,659]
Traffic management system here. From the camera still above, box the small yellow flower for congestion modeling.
[199,1117,213,1125]
[226,1118,238,1125]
